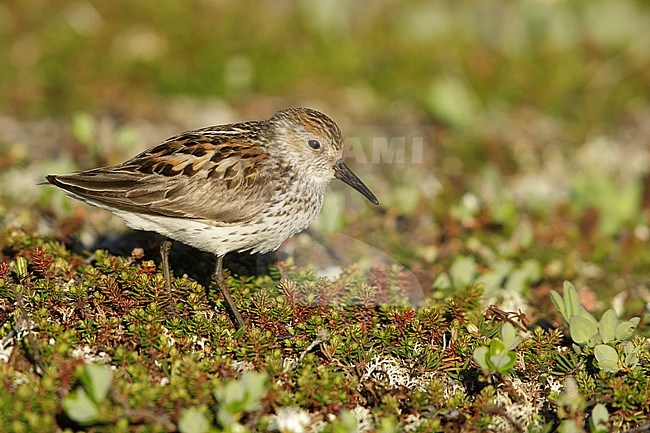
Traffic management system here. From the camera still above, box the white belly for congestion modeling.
[111,184,325,256]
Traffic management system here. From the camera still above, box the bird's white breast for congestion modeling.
[111,178,326,256]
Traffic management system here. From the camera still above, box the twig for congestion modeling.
[299,329,330,361]
[484,406,524,433]
[485,306,528,331]
[497,374,523,404]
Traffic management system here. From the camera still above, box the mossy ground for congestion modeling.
[1,224,648,432]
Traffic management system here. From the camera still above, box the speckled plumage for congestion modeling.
[46,107,378,328]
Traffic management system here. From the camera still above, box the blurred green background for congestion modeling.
[1,0,650,310]
[2,0,649,121]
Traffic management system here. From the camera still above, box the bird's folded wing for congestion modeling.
[47,139,274,224]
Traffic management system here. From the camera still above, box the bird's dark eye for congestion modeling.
[308,139,321,150]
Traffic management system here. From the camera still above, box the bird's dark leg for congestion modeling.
[213,255,246,330]
[160,239,174,310]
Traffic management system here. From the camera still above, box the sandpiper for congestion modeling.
[46,107,379,329]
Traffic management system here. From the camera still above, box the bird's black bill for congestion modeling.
[333,160,379,205]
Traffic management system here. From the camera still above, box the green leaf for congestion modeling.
[427,77,479,128]
[558,420,581,433]
[489,338,507,355]
[449,256,477,287]
[550,290,567,322]
[432,273,451,290]
[482,339,517,373]
[504,269,527,293]
[590,403,609,433]
[578,309,598,328]
[504,260,540,293]
[214,371,268,425]
[473,346,490,374]
[378,416,399,433]
[569,315,598,345]
[557,377,585,411]
[622,343,640,368]
[475,260,512,298]
[339,410,360,431]
[218,379,245,410]
[616,320,636,341]
[178,406,210,433]
[578,306,598,328]
[598,309,618,343]
[490,352,516,373]
[520,259,541,281]
[63,388,99,425]
[79,364,113,404]
[500,323,521,351]
[594,345,619,373]
[614,319,638,341]
[240,371,268,411]
[564,281,581,320]
[71,112,96,147]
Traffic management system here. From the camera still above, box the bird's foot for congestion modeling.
[211,265,246,331]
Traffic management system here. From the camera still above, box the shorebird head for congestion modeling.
[269,107,379,205]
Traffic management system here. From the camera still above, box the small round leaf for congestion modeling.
[594,344,619,373]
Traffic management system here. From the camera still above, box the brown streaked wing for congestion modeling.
[50,133,274,224]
